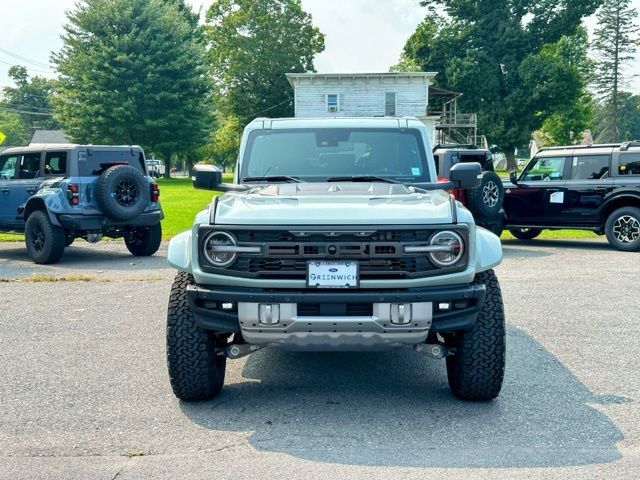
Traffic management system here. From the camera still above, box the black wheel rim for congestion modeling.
[31,224,45,252]
[128,228,145,246]
[114,180,140,207]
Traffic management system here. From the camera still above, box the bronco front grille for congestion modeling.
[198,225,469,280]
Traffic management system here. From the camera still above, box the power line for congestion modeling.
[0,104,53,116]
[243,98,293,121]
[3,103,53,113]
[0,48,52,69]
[0,59,53,76]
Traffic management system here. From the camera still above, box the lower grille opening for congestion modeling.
[297,303,373,317]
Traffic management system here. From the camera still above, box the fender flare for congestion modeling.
[167,230,192,271]
[474,226,503,272]
[21,196,62,227]
[599,192,640,219]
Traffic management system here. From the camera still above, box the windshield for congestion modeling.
[240,128,431,182]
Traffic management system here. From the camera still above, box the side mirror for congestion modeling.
[449,162,481,189]
[509,170,519,185]
[192,164,222,190]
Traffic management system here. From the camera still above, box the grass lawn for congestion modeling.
[0,173,601,242]
[156,176,223,239]
[500,229,598,240]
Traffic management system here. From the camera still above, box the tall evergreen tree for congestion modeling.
[52,0,213,162]
[592,0,639,142]
[594,92,640,141]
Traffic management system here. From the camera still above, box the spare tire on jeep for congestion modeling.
[96,165,148,221]
[465,171,504,218]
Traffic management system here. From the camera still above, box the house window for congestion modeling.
[385,92,397,116]
[326,94,339,113]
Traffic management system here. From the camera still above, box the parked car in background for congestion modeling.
[503,141,640,251]
[433,144,504,235]
[0,144,164,264]
[146,159,166,178]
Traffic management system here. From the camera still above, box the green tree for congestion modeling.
[211,114,241,170]
[0,109,30,146]
[594,92,640,141]
[205,0,325,121]
[52,0,213,166]
[538,28,594,145]
[1,65,61,132]
[197,114,241,171]
[592,0,639,142]
[403,0,601,169]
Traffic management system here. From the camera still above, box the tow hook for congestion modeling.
[414,343,453,359]
[221,343,263,359]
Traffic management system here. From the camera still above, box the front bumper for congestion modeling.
[58,210,163,231]
[186,282,486,349]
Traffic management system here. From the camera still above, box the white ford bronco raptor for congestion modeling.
[166,117,505,402]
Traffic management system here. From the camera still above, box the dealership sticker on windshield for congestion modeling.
[307,261,359,289]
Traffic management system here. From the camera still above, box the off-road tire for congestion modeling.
[167,272,226,401]
[25,210,65,264]
[509,227,542,240]
[96,165,148,221]
[446,269,505,401]
[605,206,640,252]
[466,171,504,217]
[125,223,162,256]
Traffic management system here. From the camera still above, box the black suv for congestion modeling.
[0,144,164,263]
[503,141,640,251]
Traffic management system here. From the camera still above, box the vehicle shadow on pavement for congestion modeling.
[502,238,612,252]
[180,325,625,468]
[0,242,167,274]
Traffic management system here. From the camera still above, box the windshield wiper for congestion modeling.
[242,175,304,183]
[326,175,403,184]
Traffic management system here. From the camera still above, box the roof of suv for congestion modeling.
[1,144,144,154]
[537,141,640,156]
[247,116,426,130]
[433,146,490,155]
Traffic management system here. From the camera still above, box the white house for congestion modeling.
[286,72,441,145]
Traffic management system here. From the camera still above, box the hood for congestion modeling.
[213,182,455,225]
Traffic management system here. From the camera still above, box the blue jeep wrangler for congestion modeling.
[0,144,164,264]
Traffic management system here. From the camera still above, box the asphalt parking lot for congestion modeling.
[0,237,638,480]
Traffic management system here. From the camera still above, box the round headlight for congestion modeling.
[203,231,238,267]
[428,230,464,267]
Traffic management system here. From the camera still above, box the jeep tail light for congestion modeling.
[449,188,463,201]
[67,184,80,206]
[151,183,160,202]
[438,176,464,202]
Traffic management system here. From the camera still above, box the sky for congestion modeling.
[1,0,639,92]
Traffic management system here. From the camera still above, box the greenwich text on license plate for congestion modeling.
[307,261,359,289]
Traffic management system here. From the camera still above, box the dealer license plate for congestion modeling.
[307,261,359,289]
